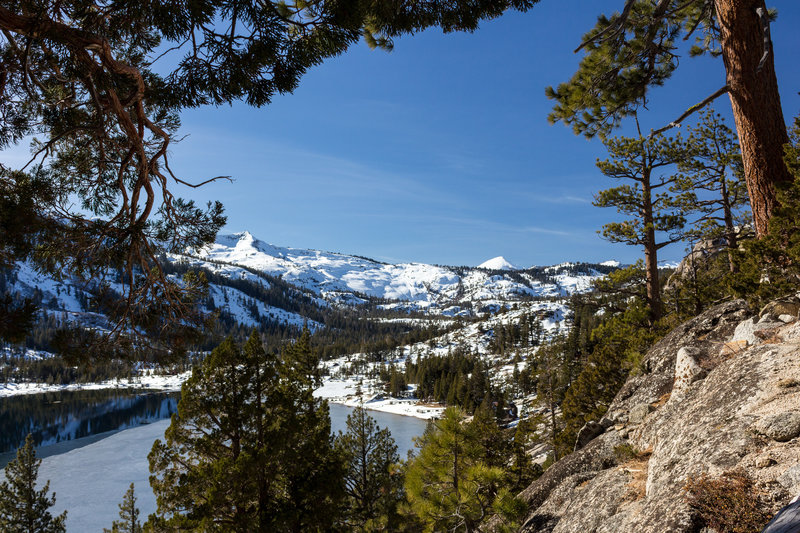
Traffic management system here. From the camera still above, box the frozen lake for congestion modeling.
[2,398,427,532]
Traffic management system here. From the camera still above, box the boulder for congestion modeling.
[629,403,654,425]
[760,299,800,320]
[778,463,800,492]
[671,346,706,401]
[753,413,800,443]
[575,418,614,451]
[732,317,782,346]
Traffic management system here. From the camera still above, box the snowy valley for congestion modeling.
[2,230,621,422]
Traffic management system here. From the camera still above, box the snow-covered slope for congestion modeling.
[477,256,517,270]
[191,231,460,303]
[183,231,610,314]
[2,231,617,344]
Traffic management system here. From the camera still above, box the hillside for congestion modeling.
[514,299,800,532]
[2,231,617,357]
[185,231,611,314]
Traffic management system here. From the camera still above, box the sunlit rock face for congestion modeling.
[517,299,800,533]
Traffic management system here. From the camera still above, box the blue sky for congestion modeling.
[168,1,800,268]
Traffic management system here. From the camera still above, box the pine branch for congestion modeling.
[574,0,636,53]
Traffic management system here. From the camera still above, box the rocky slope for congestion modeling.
[516,298,800,532]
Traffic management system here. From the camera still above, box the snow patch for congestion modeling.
[477,256,517,270]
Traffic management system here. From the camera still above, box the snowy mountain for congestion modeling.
[477,256,517,270]
[2,231,619,357]
[179,231,612,315]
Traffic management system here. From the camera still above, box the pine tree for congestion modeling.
[547,0,791,238]
[0,0,538,349]
[335,406,403,531]
[0,434,67,533]
[148,329,345,532]
[594,128,690,321]
[507,416,541,493]
[535,341,568,460]
[403,407,522,533]
[104,483,141,533]
[731,112,800,305]
[557,265,666,452]
[677,109,750,271]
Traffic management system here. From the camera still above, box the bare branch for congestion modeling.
[649,84,729,137]
[755,7,771,74]
[575,0,636,53]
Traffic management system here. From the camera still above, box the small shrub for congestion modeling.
[777,378,800,389]
[614,443,639,463]
[684,469,769,533]
[613,443,651,464]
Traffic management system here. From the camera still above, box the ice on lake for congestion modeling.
[4,403,426,532]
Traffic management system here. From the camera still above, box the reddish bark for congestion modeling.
[715,0,792,237]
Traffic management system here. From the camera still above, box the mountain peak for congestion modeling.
[478,256,517,270]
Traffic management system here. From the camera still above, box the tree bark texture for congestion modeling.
[715,0,792,237]
[642,173,662,322]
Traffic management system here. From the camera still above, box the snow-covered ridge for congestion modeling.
[185,231,613,313]
[477,256,517,270]
[2,230,618,343]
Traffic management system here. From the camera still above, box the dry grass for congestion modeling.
[651,392,671,409]
[684,470,770,533]
[615,445,652,502]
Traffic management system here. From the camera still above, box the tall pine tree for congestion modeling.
[547,0,791,238]
[335,406,403,531]
[103,483,141,533]
[148,329,344,532]
[677,109,749,271]
[594,128,689,321]
[403,407,522,533]
[0,434,66,533]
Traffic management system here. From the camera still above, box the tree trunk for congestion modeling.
[642,172,662,322]
[715,0,792,237]
[720,175,738,273]
[548,377,559,461]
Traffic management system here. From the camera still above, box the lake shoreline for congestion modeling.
[2,375,445,421]
[1,399,427,532]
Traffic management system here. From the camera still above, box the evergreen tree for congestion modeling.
[148,329,344,532]
[403,407,522,533]
[507,417,541,493]
[0,0,537,347]
[104,483,141,533]
[547,0,791,238]
[335,406,403,531]
[557,266,666,453]
[534,341,568,460]
[0,434,66,533]
[0,293,37,345]
[594,129,689,321]
[677,109,750,272]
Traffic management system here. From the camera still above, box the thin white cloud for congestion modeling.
[519,225,573,236]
